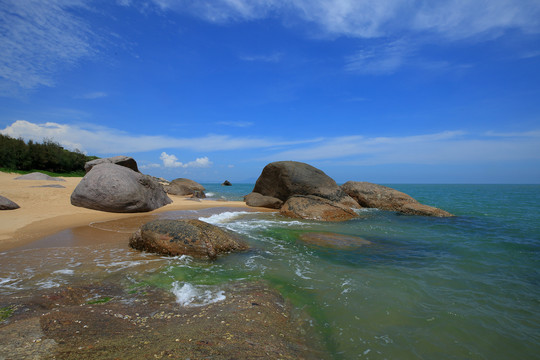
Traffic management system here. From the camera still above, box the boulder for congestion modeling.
[0,195,19,210]
[14,172,66,181]
[280,195,358,221]
[244,192,283,209]
[164,178,205,196]
[71,163,172,213]
[222,180,232,186]
[129,219,248,259]
[341,181,453,217]
[252,161,354,204]
[84,156,139,173]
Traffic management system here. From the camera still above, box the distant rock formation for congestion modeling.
[247,161,359,221]
[341,181,453,217]
[71,163,171,213]
[0,195,19,210]
[129,219,248,259]
[164,178,205,197]
[222,180,232,186]
[14,172,66,181]
[84,156,139,173]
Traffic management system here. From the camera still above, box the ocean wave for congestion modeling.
[171,282,226,307]
[199,211,253,224]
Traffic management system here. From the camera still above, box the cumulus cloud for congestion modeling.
[160,152,212,168]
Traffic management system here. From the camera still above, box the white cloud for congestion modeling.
[216,121,254,128]
[239,52,283,63]
[345,40,410,75]
[160,152,212,168]
[0,120,318,154]
[0,0,96,91]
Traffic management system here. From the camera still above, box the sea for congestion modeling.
[1,184,539,359]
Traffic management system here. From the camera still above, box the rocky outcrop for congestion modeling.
[247,161,359,221]
[222,180,232,186]
[244,192,283,209]
[341,181,453,217]
[0,195,19,210]
[84,156,139,173]
[129,219,248,259]
[280,195,358,221]
[71,163,172,213]
[164,178,205,197]
[14,172,66,181]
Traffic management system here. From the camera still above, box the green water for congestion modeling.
[1,185,539,359]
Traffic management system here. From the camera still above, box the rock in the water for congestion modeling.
[14,172,66,181]
[164,178,205,196]
[299,232,371,249]
[244,192,283,209]
[253,161,354,204]
[341,181,453,217]
[129,219,248,259]
[280,195,358,221]
[222,180,232,186]
[0,195,19,210]
[71,163,172,213]
[84,155,139,173]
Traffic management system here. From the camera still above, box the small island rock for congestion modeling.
[222,180,232,186]
[84,155,139,173]
[129,219,248,259]
[71,163,172,213]
[0,195,20,210]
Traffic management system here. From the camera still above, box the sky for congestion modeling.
[1,0,540,183]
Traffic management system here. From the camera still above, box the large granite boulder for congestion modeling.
[84,156,139,173]
[129,219,248,259]
[244,192,283,209]
[280,195,358,221]
[0,195,19,210]
[14,172,65,181]
[341,181,453,217]
[71,163,172,213]
[164,178,205,196]
[247,161,359,221]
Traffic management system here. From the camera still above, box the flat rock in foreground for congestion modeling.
[0,195,19,210]
[129,219,248,259]
[0,281,324,359]
[71,163,171,213]
[341,181,453,217]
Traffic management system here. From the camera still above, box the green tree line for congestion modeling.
[0,134,98,174]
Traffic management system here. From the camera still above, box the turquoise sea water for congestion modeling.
[1,184,539,359]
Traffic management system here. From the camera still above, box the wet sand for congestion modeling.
[0,171,272,251]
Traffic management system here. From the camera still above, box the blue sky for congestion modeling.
[1,0,540,183]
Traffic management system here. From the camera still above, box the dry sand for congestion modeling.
[0,171,265,251]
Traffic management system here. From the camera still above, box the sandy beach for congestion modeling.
[0,171,265,251]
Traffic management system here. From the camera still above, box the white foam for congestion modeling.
[37,279,61,289]
[53,269,74,275]
[205,192,215,197]
[199,211,252,224]
[295,267,312,280]
[171,282,226,307]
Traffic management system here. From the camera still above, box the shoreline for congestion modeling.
[0,171,272,251]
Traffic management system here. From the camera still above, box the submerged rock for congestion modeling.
[84,155,139,173]
[14,172,65,181]
[0,195,19,210]
[299,232,371,249]
[341,181,453,217]
[71,163,172,213]
[129,219,248,259]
